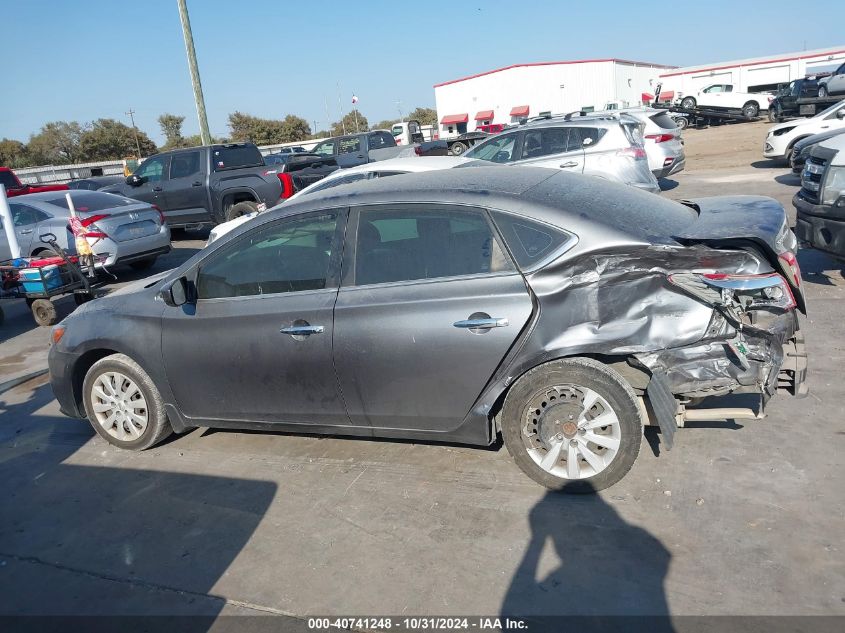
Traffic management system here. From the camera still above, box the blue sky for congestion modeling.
[2,0,843,144]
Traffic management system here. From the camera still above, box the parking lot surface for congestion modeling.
[1,121,843,625]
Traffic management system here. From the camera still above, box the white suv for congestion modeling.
[764,100,845,161]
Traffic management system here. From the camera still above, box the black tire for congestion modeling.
[819,85,828,98]
[673,116,688,130]
[30,299,57,326]
[33,248,58,258]
[768,108,778,123]
[226,201,259,223]
[83,353,173,451]
[500,357,643,493]
[742,101,759,119]
[450,142,467,156]
[129,257,157,272]
[680,97,696,110]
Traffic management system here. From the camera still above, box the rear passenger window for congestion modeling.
[338,138,361,154]
[574,127,605,149]
[491,211,574,270]
[522,128,569,158]
[354,207,513,286]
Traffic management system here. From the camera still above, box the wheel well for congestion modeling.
[222,191,258,213]
[487,353,651,431]
[71,349,118,413]
[786,136,810,152]
[743,100,759,108]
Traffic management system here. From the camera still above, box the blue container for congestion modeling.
[20,265,62,294]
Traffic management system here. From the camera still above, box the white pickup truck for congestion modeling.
[676,84,773,118]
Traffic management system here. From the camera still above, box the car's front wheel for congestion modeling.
[450,141,467,156]
[226,201,259,223]
[819,85,828,98]
[501,357,643,493]
[742,102,759,119]
[83,354,172,450]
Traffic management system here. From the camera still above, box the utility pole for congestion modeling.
[337,83,346,135]
[125,108,143,158]
[396,100,404,122]
[177,0,211,145]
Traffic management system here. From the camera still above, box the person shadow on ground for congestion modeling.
[500,489,674,633]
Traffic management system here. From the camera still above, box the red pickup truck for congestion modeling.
[0,167,68,198]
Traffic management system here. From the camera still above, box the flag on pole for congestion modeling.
[351,94,359,104]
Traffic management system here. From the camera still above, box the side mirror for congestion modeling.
[126,174,144,187]
[159,277,191,307]
[837,109,845,119]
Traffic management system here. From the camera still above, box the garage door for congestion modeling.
[745,64,790,91]
[691,71,733,89]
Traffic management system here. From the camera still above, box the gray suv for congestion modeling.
[463,114,660,193]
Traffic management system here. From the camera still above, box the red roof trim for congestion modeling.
[434,58,676,88]
[474,110,494,120]
[509,105,530,117]
[659,48,845,78]
[440,113,469,125]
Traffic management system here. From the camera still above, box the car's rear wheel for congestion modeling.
[226,201,259,223]
[450,142,467,156]
[673,116,688,130]
[501,358,643,493]
[680,97,696,109]
[30,299,57,326]
[742,102,759,119]
[83,354,172,450]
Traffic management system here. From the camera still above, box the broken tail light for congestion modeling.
[700,272,796,311]
[617,147,647,160]
[777,251,802,290]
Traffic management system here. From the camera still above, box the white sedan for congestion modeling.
[763,99,845,161]
[206,156,473,246]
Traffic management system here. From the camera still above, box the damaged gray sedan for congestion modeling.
[48,167,807,492]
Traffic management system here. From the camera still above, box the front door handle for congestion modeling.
[453,317,509,329]
[20,229,33,235]
[192,181,202,186]
[560,161,579,168]
[153,186,163,192]
[280,325,324,336]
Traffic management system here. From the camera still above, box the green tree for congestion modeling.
[331,110,368,136]
[407,107,437,126]
[0,139,30,167]
[158,113,186,149]
[228,112,310,145]
[79,118,157,161]
[373,119,399,131]
[27,121,87,164]
[279,115,311,143]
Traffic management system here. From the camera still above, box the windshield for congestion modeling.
[311,140,335,156]
[464,134,518,162]
[392,125,403,137]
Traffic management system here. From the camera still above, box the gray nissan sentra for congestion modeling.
[48,167,807,492]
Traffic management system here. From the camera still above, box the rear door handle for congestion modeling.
[560,162,579,168]
[280,325,324,336]
[19,229,33,235]
[453,317,509,329]
[192,181,202,186]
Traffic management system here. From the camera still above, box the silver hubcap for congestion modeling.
[91,371,148,441]
[521,385,622,480]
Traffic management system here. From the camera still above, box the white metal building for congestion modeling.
[658,46,845,101]
[433,58,674,137]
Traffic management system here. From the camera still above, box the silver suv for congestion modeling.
[463,114,660,193]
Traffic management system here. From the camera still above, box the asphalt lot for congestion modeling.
[1,120,844,628]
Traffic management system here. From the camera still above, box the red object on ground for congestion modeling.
[0,167,69,198]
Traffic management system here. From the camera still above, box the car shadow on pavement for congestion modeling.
[797,248,845,286]
[750,159,787,169]
[500,491,674,632]
[775,173,801,186]
[0,382,279,627]
[658,179,679,192]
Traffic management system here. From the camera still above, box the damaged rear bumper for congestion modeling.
[635,316,806,401]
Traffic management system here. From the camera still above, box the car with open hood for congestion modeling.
[48,167,807,492]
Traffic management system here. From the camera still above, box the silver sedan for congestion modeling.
[0,190,171,271]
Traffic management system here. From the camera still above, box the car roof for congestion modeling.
[331,156,472,174]
[270,166,696,249]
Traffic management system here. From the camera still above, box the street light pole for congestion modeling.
[176,0,211,146]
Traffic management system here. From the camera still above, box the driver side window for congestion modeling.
[135,156,168,182]
[196,211,341,299]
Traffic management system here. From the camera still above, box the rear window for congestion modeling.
[46,192,133,212]
[212,145,264,170]
[338,137,361,154]
[649,112,678,131]
[524,173,697,245]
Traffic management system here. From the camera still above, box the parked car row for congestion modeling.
[764,99,845,161]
